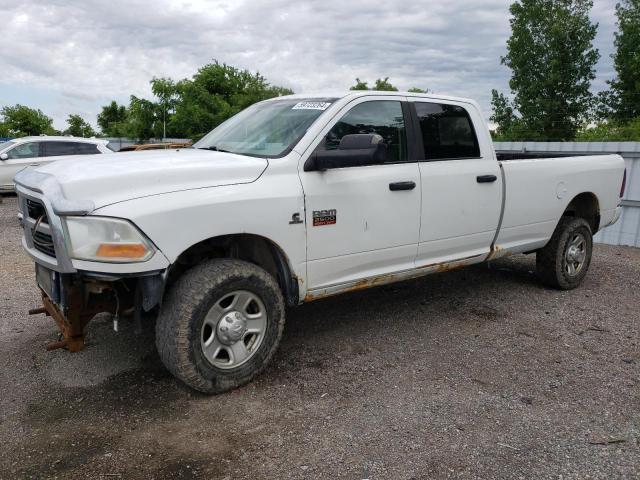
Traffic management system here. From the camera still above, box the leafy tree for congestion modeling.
[0,104,56,137]
[373,78,398,91]
[602,0,640,122]
[151,77,179,139]
[577,117,640,140]
[350,78,370,90]
[350,77,399,91]
[97,101,128,136]
[492,0,600,140]
[489,89,527,139]
[170,61,293,139]
[126,96,159,141]
[0,121,9,138]
[64,114,95,137]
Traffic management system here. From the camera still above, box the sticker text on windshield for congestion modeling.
[292,102,332,111]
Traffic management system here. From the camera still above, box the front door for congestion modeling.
[299,97,422,291]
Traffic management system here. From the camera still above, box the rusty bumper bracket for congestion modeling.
[31,288,89,353]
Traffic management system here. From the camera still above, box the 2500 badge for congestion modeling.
[313,209,337,226]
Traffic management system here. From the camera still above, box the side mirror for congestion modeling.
[304,134,387,171]
[0,153,7,161]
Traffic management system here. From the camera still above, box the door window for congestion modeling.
[75,143,101,154]
[322,101,407,163]
[414,103,480,160]
[6,142,40,159]
[42,142,77,157]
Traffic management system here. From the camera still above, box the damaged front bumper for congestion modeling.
[15,169,169,351]
[32,265,166,351]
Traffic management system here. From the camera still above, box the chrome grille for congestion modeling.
[33,230,56,257]
[26,198,48,224]
[23,198,56,259]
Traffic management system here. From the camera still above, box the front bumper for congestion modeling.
[14,169,168,350]
[32,264,166,351]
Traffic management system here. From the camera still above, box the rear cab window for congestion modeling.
[413,102,480,160]
[75,143,101,154]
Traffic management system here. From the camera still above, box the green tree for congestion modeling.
[373,78,398,91]
[63,114,95,137]
[151,77,178,139]
[350,77,399,91]
[489,89,523,139]
[0,104,56,137]
[604,0,640,122]
[493,0,600,140]
[126,96,158,141]
[97,101,128,136]
[170,61,293,139]
[577,116,640,140]
[350,78,370,90]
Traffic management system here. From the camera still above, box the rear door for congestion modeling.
[409,99,502,265]
[300,97,422,290]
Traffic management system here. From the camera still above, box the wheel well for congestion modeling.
[563,192,600,233]
[168,234,299,306]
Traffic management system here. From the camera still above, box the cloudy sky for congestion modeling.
[0,0,619,131]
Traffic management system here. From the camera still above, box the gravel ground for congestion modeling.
[0,194,638,479]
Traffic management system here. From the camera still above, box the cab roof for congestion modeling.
[8,135,108,145]
[267,90,478,105]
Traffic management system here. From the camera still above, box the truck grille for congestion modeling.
[26,199,48,224]
[33,230,56,257]
[24,198,56,258]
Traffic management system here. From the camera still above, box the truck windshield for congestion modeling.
[193,98,337,158]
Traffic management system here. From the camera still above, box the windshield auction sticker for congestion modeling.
[292,102,332,110]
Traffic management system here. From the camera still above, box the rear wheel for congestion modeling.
[156,259,285,394]
[536,216,593,290]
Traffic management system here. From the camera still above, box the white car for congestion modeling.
[0,136,113,192]
[14,91,626,394]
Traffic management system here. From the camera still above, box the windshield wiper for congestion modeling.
[198,145,231,153]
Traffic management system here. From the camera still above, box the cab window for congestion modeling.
[322,101,407,163]
[42,141,77,157]
[6,142,40,159]
[414,102,480,160]
[75,143,101,154]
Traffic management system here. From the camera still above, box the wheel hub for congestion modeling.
[564,233,587,276]
[567,245,580,261]
[200,290,268,370]
[216,311,247,345]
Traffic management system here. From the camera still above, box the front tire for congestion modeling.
[156,259,285,394]
[536,216,593,290]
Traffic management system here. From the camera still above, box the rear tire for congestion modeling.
[536,216,593,290]
[156,259,285,394]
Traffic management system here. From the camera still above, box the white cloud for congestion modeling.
[0,0,617,130]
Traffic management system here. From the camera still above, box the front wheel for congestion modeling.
[156,259,285,394]
[536,216,593,290]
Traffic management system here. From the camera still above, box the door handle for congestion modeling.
[476,175,497,183]
[389,181,416,191]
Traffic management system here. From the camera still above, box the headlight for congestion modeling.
[62,216,155,263]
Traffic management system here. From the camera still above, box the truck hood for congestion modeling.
[27,149,268,209]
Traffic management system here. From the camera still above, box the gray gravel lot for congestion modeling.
[0,194,639,479]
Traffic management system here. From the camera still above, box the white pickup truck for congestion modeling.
[15,91,626,394]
